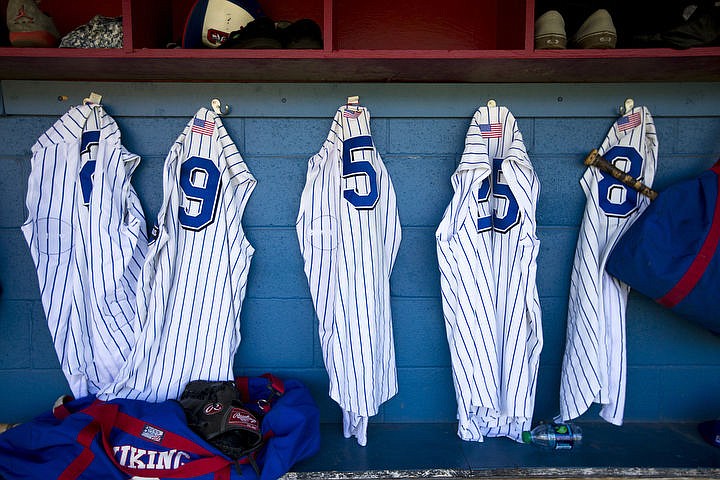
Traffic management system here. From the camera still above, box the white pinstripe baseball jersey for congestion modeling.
[436,106,543,443]
[97,108,256,402]
[296,105,401,446]
[559,106,657,425]
[22,104,147,398]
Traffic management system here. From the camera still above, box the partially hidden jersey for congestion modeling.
[436,105,543,442]
[559,106,658,425]
[296,106,401,446]
[98,108,256,402]
[22,104,147,398]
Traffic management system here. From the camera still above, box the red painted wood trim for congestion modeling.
[324,0,333,52]
[1,46,718,60]
[525,0,535,52]
[122,0,133,52]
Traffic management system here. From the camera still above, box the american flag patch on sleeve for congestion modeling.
[191,118,215,136]
[618,112,641,132]
[343,108,362,119]
[479,123,503,138]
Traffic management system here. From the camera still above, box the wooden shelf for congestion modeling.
[0,0,718,82]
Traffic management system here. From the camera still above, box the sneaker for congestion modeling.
[572,9,617,49]
[6,0,59,47]
[535,10,567,49]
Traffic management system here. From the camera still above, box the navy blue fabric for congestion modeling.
[607,164,720,333]
[242,376,321,480]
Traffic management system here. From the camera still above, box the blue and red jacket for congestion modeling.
[0,376,320,480]
[607,160,720,334]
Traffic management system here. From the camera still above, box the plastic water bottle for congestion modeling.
[522,422,582,450]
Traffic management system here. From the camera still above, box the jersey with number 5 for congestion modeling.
[559,106,657,425]
[98,108,256,402]
[296,106,401,446]
[436,105,542,443]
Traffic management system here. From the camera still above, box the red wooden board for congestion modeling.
[334,0,524,50]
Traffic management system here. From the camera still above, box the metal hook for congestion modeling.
[83,92,102,106]
[211,98,230,116]
[619,98,634,115]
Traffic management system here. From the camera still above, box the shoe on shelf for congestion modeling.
[572,9,617,49]
[6,0,59,47]
[535,10,567,49]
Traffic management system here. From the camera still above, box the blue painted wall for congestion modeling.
[1,81,719,426]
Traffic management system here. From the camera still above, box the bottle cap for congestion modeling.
[521,431,532,443]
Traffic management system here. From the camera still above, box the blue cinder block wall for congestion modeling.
[1,81,720,425]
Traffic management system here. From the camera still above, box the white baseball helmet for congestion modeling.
[183,0,265,48]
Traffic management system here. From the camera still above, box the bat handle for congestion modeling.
[584,149,658,201]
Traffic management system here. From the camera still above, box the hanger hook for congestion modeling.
[83,92,102,106]
[211,98,230,116]
[620,98,634,115]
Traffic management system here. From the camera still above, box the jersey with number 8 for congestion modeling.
[98,108,256,402]
[559,106,657,425]
[297,106,401,446]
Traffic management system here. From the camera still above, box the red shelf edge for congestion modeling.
[1,46,718,60]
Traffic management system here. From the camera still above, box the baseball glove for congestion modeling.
[179,380,263,460]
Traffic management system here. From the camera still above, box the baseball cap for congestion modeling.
[183,0,265,48]
[698,420,720,448]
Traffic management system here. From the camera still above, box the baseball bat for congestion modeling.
[584,149,658,201]
[0,423,20,433]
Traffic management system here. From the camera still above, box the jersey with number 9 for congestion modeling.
[98,108,256,402]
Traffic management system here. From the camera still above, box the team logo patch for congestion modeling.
[228,407,259,432]
[206,28,229,46]
[204,402,224,415]
[141,424,165,443]
[35,218,75,255]
[307,215,339,250]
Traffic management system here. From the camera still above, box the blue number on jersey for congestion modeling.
[80,130,100,155]
[79,160,96,206]
[179,156,221,231]
[598,145,643,217]
[477,158,521,233]
[342,135,379,209]
[78,131,101,205]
